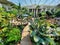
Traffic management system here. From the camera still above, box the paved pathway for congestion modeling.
[21,23,32,45]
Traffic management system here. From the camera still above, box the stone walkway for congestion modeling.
[21,23,32,45]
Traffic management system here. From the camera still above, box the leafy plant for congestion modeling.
[55,10,60,17]
[0,7,21,45]
[0,27,21,45]
[30,18,58,45]
[38,11,46,19]
[5,28,21,45]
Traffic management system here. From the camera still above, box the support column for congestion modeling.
[33,9,35,17]
[35,9,36,17]
[36,9,38,17]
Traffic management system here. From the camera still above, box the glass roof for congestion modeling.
[8,0,60,6]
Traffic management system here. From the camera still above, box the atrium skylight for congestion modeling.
[8,0,60,6]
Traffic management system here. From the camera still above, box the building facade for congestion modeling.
[25,5,56,17]
[0,3,12,11]
[0,0,15,11]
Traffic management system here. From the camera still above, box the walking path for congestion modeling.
[21,23,32,45]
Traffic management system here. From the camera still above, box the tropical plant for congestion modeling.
[29,18,58,45]
[0,7,21,45]
[0,27,21,45]
[38,11,46,19]
[55,10,60,17]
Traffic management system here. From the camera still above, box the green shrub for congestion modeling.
[5,28,21,45]
[55,11,60,17]
[0,27,21,45]
[30,19,58,45]
[0,7,21,45]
